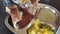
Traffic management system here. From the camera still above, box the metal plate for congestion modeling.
[5,3,60,34]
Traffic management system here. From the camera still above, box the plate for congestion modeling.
[5,3,60,34]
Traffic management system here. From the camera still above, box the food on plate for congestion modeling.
[21,0,29,4]
[6,4,34,29]
[27,19,54,34]
[6,0,40,29]
[6,5,22,29]
[30,0,39,4]
[17,6,34,28]
[38,8,56,23]
[30,0,39,7]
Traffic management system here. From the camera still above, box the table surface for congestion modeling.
[0,0,60,34]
